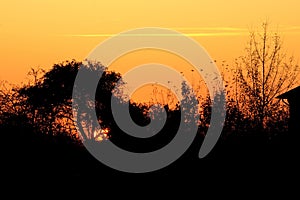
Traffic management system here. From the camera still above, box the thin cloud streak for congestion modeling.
[171,27,248,31]
[64,32,247,38]
[62,26,300,38]
[282,26,300,33]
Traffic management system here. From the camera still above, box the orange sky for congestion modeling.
[1,0,300,85]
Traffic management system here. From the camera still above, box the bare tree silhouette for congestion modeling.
[233,22,299,131]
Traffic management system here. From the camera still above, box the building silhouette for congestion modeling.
[277,86,300,135]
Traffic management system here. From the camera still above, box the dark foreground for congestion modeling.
[2,129,299,189]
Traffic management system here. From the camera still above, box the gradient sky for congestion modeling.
[1,0,300,85]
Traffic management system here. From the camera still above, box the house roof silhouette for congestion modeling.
[276,86,300,135]
[277,86,300,99]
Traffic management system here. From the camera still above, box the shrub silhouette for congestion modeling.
[0,42,298,179]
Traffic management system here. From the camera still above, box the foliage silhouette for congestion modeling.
[0,22,299,180]
[232,22,299,132]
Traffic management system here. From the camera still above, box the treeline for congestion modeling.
[1,22,299,178]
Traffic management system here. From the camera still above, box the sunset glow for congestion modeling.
[94,128,110,142]
[1,0,300,86]
[1,0,300,178]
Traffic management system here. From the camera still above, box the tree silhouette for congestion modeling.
[16,60,123,142]
[0,21,299,179]
[18,60,79,138]
[233,22,299,131]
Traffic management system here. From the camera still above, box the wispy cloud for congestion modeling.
[62,26,300,38]
[63,26,248,38]
[65,32,245,37]
[281,26,300,33]
[284,26,300,30]
[65,34,117,37]
[171,27,247,31]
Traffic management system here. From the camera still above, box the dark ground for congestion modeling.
[2,128,299,193]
